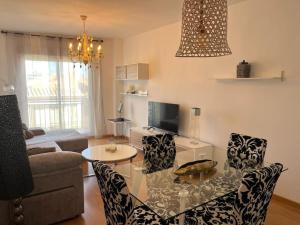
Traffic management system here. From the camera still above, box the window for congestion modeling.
[25,60,90,132]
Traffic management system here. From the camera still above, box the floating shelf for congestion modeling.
[214,72,284,82]
[120,92,148,97]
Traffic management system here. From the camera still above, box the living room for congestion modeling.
[0,0,300,225]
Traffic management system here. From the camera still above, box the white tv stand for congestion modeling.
[129,127,214,160]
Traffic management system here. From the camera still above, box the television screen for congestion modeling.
[148,101,179,134]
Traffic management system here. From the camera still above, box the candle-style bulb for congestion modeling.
[97,45,102,52]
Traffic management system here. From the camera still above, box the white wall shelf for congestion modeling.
[213,72,284,82]
[120,92,148,97]
[116,63,149,81]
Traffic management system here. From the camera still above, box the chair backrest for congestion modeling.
[92,161,135,225]
[227,133,267,169]
[235,163,283,225]
[142,133,176,173]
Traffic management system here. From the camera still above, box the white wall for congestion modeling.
[121,0,300,202]
[101,38,123,134]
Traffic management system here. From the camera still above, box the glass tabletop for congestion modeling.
[114,149,250,221]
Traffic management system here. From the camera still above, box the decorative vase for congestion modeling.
[237,60,251,78]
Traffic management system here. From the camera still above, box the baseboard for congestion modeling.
[100,134,114,138]
[273,194,300,209]
[88,134,113,139]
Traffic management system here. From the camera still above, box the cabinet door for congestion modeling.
[126,64,138,80]
[116,66,126,80]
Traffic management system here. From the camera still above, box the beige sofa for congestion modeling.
[26,128,88,153]
[0,129,88,225]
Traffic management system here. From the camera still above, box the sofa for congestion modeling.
[26,128,88,153]
[0,128,88,225]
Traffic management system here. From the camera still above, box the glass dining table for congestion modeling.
[114,148,271,223]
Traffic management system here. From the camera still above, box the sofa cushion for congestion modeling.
[29,152,83,175]
[56,137,88,153]
[25,129,85,146]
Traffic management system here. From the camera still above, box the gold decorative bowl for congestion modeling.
[174,160,218,176]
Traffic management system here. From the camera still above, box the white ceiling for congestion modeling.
[0,0,246,38]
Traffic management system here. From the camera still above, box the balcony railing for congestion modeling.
[27,96,89,130]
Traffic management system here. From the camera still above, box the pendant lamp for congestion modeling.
[176,0,232,57]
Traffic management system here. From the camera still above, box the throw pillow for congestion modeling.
[22,123,28,131]
[24,130,34,140]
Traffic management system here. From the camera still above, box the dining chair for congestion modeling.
[227,133,267,169]
[92,161,168,225]
[142,133,176,173]
[181,163,283,225]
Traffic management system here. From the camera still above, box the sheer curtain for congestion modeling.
[4,33,106,137]
[89,62,106,138]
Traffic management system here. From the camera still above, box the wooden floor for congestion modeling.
[57,138,300,225]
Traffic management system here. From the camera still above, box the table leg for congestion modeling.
[178,190,188,225]
[179,214,185,225]
[116,160,133,178]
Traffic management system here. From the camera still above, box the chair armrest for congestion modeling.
[29,152,83,175]
[29,128,46,136]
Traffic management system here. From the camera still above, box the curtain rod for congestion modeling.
[1,30,104,43]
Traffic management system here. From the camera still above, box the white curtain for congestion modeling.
[5,34,28,123]
[89,62,106,138]
[4,33,106,136]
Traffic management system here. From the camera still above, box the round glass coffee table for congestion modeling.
[82,144,137,164]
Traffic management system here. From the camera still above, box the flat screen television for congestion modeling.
[148,101,179,134]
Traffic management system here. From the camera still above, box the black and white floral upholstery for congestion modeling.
[92,161,167,225]
[227,133,267,169]
[182,163,283,225]
[234,163,283,225]
[134,204,171,225]
[142,134,176,173]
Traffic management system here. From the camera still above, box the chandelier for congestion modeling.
[68,15,103,66]
[176,0,231,57]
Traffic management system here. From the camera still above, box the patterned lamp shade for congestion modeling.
[0,95,33,200]
[176,0,232,57]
